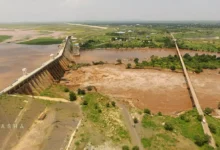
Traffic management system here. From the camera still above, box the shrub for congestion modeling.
[69,92,77,101]
[144,108,151,115]
[92,61,105,65]
[111,101,116,107]
[126,63,132,69]
[122,145,129,150]
[194,134,210,146]
[158,112,162,116]
[133,117,138,124]
[170,65,176,71]
[117,59,122,64]
[87,86,93,91]
[180,115,190,122]
[106,103,110,107]
[64,87,69,92]
[209,124,217,134]
[134,58,139,64]
[197,115,203,122]
[218,102,220,109]
[82,100,88,105]
[78,89,86,95]
[204,107,213,115]
[164,122,174,131]
[132,146,139,150]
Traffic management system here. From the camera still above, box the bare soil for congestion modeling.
[0,95,81,150]
[0,28,64,43]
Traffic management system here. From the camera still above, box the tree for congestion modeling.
[134,58,139,64]
[170,65,176,71]
[164,122,174,131]
[158,112,162,116]
[194,134,210,146]
[204,107,213,115]
[69,92,77,101]
[144,108,151,115]
[106,103,110,107]
[133,117,138,124]
[132,146,139,150]
[78,89,86,95]
[87,86,93,91]
[126,63,132,69]
[197,115,203,122]
[64,87,69,92]
[117,59,122,64]
[208,124,216,134]
[111,101,116,107]
[122,145,130,150]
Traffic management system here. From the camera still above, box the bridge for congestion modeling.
[171,34,216,148]
[0,36,79,95]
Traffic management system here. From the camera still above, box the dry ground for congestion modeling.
[0,95,81,150]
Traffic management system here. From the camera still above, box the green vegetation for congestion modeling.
[197,115,203,122]
[40,85,69,99]
[194,134,210,146]
[204,107,213,115]
[69,91,77,101]
[164,122,174,131]
[81,93,129,142]
[19,37,63,45]
[140,109,215,149]
[77,88,86,95]
[206,116,220,147]
[126,63,132,69]
[133,117,138,124]
[132,146,139,150]
[0,35,12,42]
[133,54,220,73]
[144,108,151,115]
[141,138,151,148]
[122,145,130,150]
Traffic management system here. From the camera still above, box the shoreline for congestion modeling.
[80,47,220,56]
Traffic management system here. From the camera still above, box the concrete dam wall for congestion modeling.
[0,36,78,95]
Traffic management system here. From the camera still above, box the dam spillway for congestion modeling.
[0,36,78,95]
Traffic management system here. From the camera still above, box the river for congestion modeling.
[0,44,59,91]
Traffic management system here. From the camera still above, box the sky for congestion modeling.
[0,0,219,22]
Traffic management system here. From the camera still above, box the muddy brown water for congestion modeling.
[0,44,59,91]
[0,46,219,91]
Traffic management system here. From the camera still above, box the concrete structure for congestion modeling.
[171,34,216,148]
[0,36,79,96]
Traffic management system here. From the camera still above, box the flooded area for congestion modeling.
[0,44,59,90]
[75,48,220,63]
[62,64,220,114]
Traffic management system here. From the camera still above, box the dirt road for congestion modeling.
[118,103,144,150]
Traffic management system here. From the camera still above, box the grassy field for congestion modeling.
[137,109,218,150]
[0,35,12,42]
[74,93,131,149]
[1,23,220,51]
[18,37,63,45]
[40,84,69,99]
[206,116,220,147]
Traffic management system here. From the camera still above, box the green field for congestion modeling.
[139,109,217,150]
[18,37,63,45]
[0,35,12,42]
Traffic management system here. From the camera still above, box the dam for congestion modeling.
[0,36,79,95]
